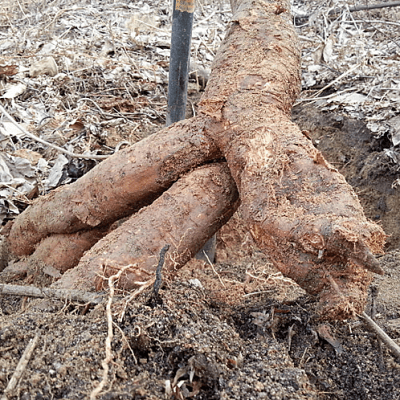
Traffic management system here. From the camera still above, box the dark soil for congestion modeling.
[1,244,400,400]
[1,90,400,400]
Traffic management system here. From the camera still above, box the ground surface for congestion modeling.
[1,104,400,400]
[1,0,400,399]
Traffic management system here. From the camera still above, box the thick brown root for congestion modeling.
[2,0,387,320]
[198,0,386,319]
[235,117,387,319]
[0,230,106,282]
[52,163,239,291]
[5,121,220,257]
[30,230,107,273]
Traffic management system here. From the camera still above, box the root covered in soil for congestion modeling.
[2,0,386,320]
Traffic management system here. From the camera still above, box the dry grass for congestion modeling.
[0,0,41,21]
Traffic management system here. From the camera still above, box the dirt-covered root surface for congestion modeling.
[292,103,400,251]
[1,247,400,400]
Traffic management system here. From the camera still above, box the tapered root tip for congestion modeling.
[350,249,384,275]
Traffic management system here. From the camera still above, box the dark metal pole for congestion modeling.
[166,0,194,127]
[166,0,216,263]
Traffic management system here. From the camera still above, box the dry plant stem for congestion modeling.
[296,64,361,103]
[1,334,39,400]
[153,244,170,296]
[300,1,400,19]
[360,312,400,360]
[352,19,400,28]
[0,104,109,160]
[0,283,105,304]
[294,88,355,104]
[6,119,221,257]
[90,265,131,399]
[339,1,400,14]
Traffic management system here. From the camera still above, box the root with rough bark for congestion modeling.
[2,0,386,320]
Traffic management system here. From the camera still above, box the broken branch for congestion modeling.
[360,311,400,360]
[153,244,170,297]
[0,283,104,304]
[1,334,39,400]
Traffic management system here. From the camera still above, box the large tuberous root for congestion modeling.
[192,0,386,319]
[5,122,221,257]
[235,118,386,320]
[251,218,385,319]
[1,0,387,321]
[51,163,239,292]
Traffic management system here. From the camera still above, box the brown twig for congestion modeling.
[360,311,400,360]
[1,334,40,400]
[0,283,105,304]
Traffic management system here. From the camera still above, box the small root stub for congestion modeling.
[153,244,170,298]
